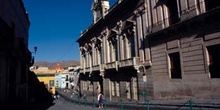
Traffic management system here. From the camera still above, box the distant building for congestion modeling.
[55,63,61,73]
[37,66,49,71]
[55,66,80,90]
[31,64,80,93]
[32,68,56,94]
[55,74,62,88]
[77,0,220,101]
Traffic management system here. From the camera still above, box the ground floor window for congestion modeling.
[207,44,220,78]
[169,52,182,79]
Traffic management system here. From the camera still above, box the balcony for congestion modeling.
[105,62,117,70]
[80,67,90,73]
[100,64,105,72]
[119,57,139,68]
[92,65,99,71]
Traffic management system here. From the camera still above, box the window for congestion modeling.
[49,80,54,86]
[123,38,127,59]
[115,42,118,61]
[169,52,182,79]
[66,75,69,81]
[109,43,113,62]
[207,44,220,78]
[196,0,202,14]
[130,36,135,57]
[166,0,180,24]
[66,83,69,89]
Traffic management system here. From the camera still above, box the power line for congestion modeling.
[57,43,75,62]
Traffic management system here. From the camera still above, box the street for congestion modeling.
[41,97,121,110]
[35,97,220,110]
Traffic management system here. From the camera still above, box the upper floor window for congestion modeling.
[166,0,180,25]
[108,30,118,61]
[156,0,180,25]
[122,21,135,58]
[130,36,135,57]
[66,75,69,81]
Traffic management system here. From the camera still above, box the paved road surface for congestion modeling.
[33,96,219,110]
[45,97,117,110]
[38,99,218,110]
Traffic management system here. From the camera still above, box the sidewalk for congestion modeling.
[56,89,220,110]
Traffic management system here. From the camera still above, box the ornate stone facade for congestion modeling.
[77,0,220,101]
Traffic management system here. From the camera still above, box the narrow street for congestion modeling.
[41,100,98,110]
[38,97,113,110]
[32,96,220,110]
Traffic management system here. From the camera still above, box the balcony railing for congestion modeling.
[119,57,139,68]
[100,64,105,72]
[105,62,116,69]
[81,67,90,73]
[92,65,99,71]
[79,57,140,73]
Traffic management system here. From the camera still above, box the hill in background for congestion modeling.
[34,60,80,69]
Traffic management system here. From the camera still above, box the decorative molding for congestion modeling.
[80,46,86,57]
[134,10,141,17]
[107,29,118,45]
[101,27,109,37]
[134,5,147,16]
[117,20,123,29]
[92,37,102,50]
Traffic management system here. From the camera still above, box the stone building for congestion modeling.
[0,0,33,107]
[76,0,220,101]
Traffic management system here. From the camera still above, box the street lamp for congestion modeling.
[92,73,94,99]
[143,73,147,102]
[30,46,37,65]
[31,46,37,54]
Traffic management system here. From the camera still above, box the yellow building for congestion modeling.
[32,67,58,95]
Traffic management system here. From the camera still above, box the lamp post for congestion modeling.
[31,46,37,54]
[30,46,37,65]
[92,73,94,99]
[143,74,147,102]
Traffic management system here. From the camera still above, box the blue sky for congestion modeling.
[23,0,116,62]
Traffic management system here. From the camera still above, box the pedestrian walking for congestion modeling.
[56,94,60,100]
[53,95,56,100]
[97,92,104,108]
[83,93,87,99]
